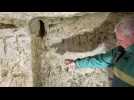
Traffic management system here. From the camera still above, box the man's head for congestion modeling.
[115,16,134,48]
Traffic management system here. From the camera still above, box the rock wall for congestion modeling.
[0,28,32,87]
[0,12,134,87]
[29,12,110,87]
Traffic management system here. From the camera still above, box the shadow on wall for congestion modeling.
[0,23,17,29]
[50,12,134,55]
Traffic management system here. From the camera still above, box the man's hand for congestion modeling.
[64,59,76,72]
[64,59,74,65]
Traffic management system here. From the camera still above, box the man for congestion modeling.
[65,16,134,87]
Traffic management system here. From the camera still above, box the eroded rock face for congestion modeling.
[29,12,134,87]
[0,12,134,87]
[29,12,112,87]
[0,12,85,87]
[0,28,32,87]
[0,12,83,87]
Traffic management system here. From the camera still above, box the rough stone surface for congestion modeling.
[29,12,110,87]
[0,12,134,87]
[0,28,32,87]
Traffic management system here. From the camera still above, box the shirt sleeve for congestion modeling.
[74,48,117,69]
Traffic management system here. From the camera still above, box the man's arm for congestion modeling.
[74,48,117,69]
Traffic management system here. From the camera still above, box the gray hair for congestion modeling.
[114,16,134,37]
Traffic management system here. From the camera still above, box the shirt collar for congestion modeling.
[126,44,134,53]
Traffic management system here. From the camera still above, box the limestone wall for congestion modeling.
[0,12,133,87]
[0,12,85,87]
[29,12,112,87]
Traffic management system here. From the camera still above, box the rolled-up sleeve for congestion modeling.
[74,48,117,69]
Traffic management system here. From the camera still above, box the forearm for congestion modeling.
[74,55,111,69]
[74,48,117,69]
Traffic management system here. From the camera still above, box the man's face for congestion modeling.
[115,17,134,48]
[116,32,134,48]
